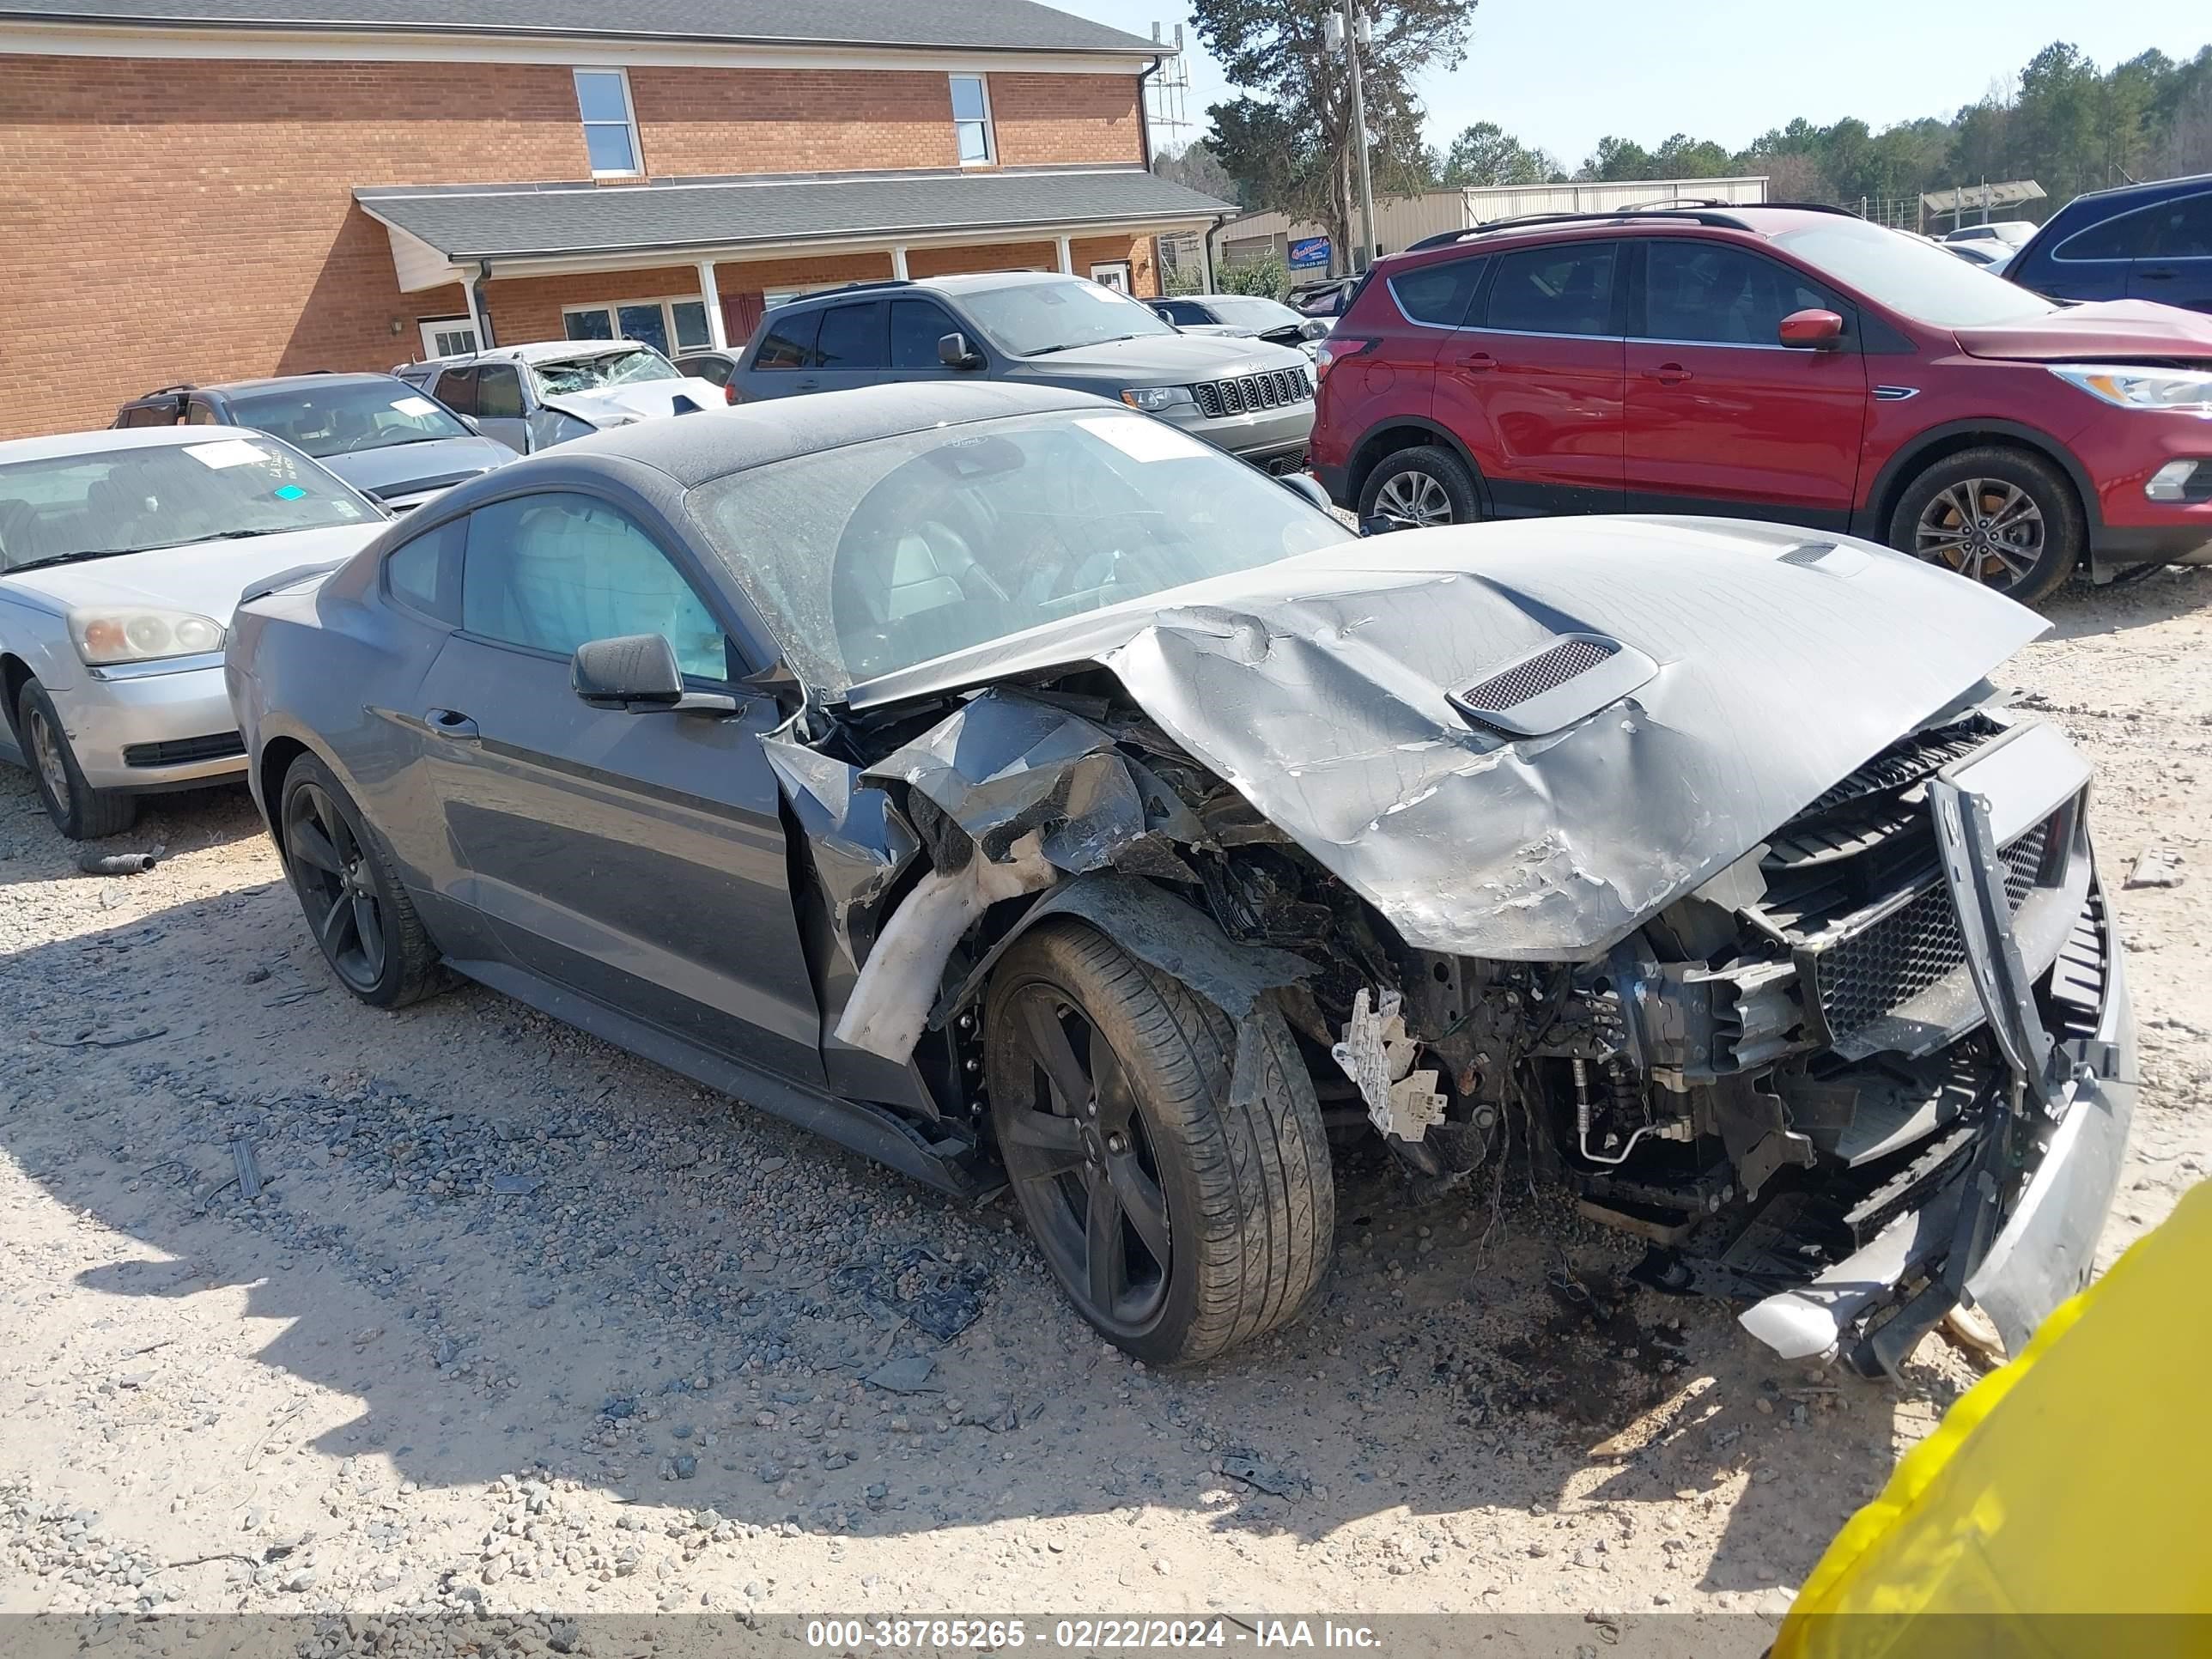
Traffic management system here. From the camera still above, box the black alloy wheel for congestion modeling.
[996,982,1175,1337]
[283,776,388,994]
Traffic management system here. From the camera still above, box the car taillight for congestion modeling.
[724,383,739,404]
[1314,337,1374,380]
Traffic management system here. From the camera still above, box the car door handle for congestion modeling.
[1455,350,1497,373]
[425,708,479,741]
[1644,362,1692,385]
[2138,268,2178,281]
[793,377,823,390]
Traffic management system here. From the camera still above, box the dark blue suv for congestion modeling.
[2008,173,2212,313]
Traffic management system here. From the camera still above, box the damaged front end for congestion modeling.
[762,521,2136,1375]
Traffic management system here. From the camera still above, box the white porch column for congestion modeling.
[696,258,727,349]
[1055,234,1074,274]
[890,244,910,279]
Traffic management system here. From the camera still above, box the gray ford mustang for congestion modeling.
[225,383,2135,1373]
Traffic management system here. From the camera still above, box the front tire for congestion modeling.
[1888,446,2082,605]
[1357,443,1480,529]
[277,752,445,1008]
[985,920,1333,1365]
[15,680,137,840]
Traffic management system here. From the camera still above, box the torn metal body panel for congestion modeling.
[766,514,2127,1373]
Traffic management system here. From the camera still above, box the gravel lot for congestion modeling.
[3,568,2208,1636]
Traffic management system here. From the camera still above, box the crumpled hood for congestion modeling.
[543,378,727,427]
[848,516,2046,959]
[1954,298,2212,363]
[1,521,386,623]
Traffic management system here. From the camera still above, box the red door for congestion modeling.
[721,291,766,349]
[1621,239,1869,525]
[1433,239,1626,514]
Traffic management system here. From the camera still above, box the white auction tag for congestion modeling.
[392,396,441,417]
[184,439,270,469]
[1076,416,1210,463]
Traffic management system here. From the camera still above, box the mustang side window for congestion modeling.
[460,492,727,678]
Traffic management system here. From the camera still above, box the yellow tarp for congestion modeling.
[1776,1178,2212,1658]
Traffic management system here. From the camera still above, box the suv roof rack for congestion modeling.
[1406,208,1751,250]
[805,277,916,299]
[137,383,196,398]
[1404,198,1868,253]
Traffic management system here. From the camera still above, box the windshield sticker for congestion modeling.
[1075,416,1212,464]
[272,484,307,501]
[392,396,441,417]
[184,439,270,470]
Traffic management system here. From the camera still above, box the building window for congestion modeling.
[574,69,641,177]
[562,297,713,358]
[950,74,994,166]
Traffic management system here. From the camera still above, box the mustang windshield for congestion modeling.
[0,440,372,569]
[689,410,1352,693]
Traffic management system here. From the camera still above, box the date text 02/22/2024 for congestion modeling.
[802,1619,1384,1650]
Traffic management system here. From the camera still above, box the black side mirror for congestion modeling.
[938,331,984,369]
[1359,514,1400,538]
[1278,472,1334,513]
[572,634,684,710]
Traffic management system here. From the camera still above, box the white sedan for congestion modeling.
[0,427,389,837]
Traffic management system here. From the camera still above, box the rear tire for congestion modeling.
[277,752,446,1009]
[16,680,137,841]
[985,920,1334,1366]
[1358,444,1480,529]
[1887,446,2082,605]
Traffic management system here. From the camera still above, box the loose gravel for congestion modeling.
[2,568,2207,1628]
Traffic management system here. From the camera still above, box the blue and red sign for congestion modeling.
[1288,236,1332,270]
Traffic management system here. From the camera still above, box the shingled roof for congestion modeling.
[0,0,1166,53]
[357,167,1234,264]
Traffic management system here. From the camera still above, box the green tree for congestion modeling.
[1153,139,1243,205]
[1194,0,1480,271]
[1440,120,1552,186]
[1577,135,1653,180]
[1650,133,1733,179]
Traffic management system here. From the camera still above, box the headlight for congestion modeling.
[2050,363,2212,413]
[1120,386,1196,413]
[71,606,227,666]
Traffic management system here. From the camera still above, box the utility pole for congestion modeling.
[1328,1,1378,274]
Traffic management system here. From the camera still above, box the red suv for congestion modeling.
[1310,204,2212,603]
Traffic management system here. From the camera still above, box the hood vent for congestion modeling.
[1450,633,1659,738]
[1461,636,1617,708]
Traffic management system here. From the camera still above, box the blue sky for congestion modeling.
[1055,0,2209,168]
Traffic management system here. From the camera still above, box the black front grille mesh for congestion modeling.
[1812,818,2054,1039]
[122,732,246,769]
[1191,366,1312,417]
[1459,637,1618,712]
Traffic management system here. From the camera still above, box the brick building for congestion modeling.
[0,0,1234,437]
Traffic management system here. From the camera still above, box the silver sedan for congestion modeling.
[0,427,389,837]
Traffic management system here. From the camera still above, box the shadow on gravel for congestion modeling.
[0,763,264,890]
[2038,565,2211,643]
[0,765,1936,1601]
